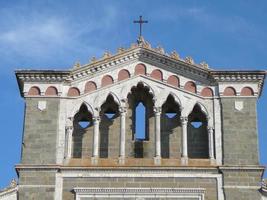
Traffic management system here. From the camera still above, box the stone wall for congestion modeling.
[18,170,56,200]
[221,168,263,200]
[221,98,259,165]
[21,98,59,164]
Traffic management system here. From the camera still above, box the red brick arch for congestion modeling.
[134,63,146,75]
[151,69,163,81]
[101,75,114,87]
[28,86,41,96]
[223,87,236,96]
[184,81,196,93]
[200,87,213,97]
[167,75,180,87]
[67,87,80,97]
[118,69,130,81]
[45,86,58,96]
[85,81,97,93]
[240,87,254,96]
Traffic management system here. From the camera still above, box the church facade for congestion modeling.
[8,38,266,199]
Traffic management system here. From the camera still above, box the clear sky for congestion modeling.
[0,0,266,188]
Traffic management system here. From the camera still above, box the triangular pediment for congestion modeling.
[69,45,213,85]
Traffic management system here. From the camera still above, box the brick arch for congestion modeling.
[85,81,97,93]
[240,87,254,96]
[67,87,80,97]
[45,86,58,96]
[223,87,236,96]
[134,63,146,75]
[184,81,196,93]
[151,69,163,81]
[28,86,41,96]
[167,75,180,87]
[101,75,114,87]
[118,69,130,81]
[200,87,213,97]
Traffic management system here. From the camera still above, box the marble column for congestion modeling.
[92,116,100,164]
[154,106,161,165]
[65,125,73,161]
[208,126,215,164]
[119,106,127,164]
[181,116,188,165]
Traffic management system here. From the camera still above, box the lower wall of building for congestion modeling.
[62,177,218,200]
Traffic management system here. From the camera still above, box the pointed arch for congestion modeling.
[70,101,95,118]
[127,81,155,99]
[166,92,182,108]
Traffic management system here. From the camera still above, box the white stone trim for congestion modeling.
[54,172,63,200]
[223,185,260,189]
[74,187,205,200]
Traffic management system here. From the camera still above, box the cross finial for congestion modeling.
[134,16,148,39]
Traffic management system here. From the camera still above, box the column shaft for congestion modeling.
[119,108,126,158]
[93,117,100,158]
[208,127,215,159]
[181,117,188,158]
[65,126,73,160]
[154,107,161,158]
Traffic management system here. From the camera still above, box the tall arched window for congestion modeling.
[127,83,154,158]
[72,104,93,158]
[187,104,209,158]
[135,102,146,140]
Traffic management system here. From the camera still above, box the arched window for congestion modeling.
[200,87,213,97]
[45,86,58,96]
[135,102,146,140]
[72,104,93,158]
[84,81,97,93]
[101,75,114,87]
[187,104,209,158]
[99,95,119,158]
[223,87,236,96]
[28,86,41,96]
[118,69,130,81]
[67,87,80,97]
[128,83,154,158]
[167,75,180,87]
[184,81,197,93]
[150,69,163,81]
[240,87,254,96]
[161,95,181,158]
[135,63,146,75]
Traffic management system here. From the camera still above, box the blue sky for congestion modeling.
[0,0,266,188]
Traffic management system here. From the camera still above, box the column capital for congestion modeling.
[119,106,127,114]
[93,116,101,122]
[153,106,162,114]
[180,116,188,124]
[65,125,73,131]
[207,126,214,132]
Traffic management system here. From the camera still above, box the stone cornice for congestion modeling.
[73,187,205,194]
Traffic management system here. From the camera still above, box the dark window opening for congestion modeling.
[104,108,116,119]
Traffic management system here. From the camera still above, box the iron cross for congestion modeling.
[134,16,148,38]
